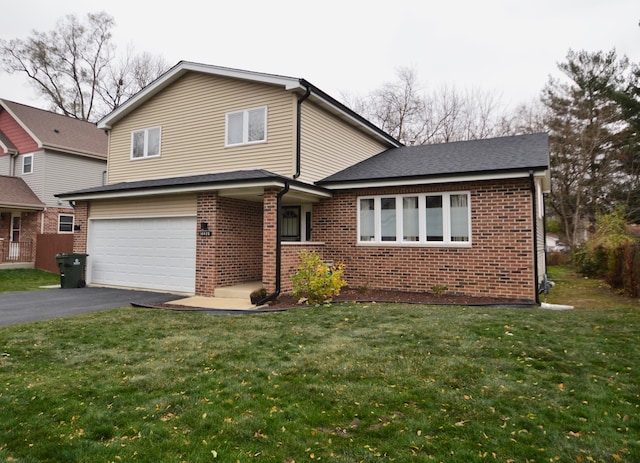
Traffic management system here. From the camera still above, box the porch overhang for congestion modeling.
[0,203,45,212]
[56,169,332,204]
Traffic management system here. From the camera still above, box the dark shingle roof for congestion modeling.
[319,133,549,185]
[0,99,107,159]
[57,169,326,198]
[0,175,45,209]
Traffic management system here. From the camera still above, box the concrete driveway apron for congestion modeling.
[0,287,178,326]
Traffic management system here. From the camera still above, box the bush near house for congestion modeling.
[291,250,346,304]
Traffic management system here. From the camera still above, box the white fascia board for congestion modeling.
[59,179,331,201]
[98,61,303,129]
[321,170,548,190]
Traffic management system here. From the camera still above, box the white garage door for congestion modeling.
[88,217,196,293]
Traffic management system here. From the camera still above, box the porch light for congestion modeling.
[200,222,208,230]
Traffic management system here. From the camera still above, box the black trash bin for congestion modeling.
[55,253,88,288]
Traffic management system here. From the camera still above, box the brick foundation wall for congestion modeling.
[311,179,536,301]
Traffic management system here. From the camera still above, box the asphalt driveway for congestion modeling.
[0,287,179,326]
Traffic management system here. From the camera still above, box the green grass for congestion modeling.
[0,270,638,462]
[546,266,640,310]
[0,268,60,293]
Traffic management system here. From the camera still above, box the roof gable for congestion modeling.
[319,133,549,186]
[0,99,107,159]
[97,61,400,148]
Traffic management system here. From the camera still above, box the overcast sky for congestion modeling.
[1,0,638,112]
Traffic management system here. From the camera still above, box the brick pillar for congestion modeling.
[262,188,278,293]
[196,192,218,296]
[72,201,89,254]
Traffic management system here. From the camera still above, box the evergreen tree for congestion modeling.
[543,49,630,246]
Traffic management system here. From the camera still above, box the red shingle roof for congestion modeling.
[0,99,107,159]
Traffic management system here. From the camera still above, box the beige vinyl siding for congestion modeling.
[298,102,390,184]
[107,73,296,184]
[90,194,197,219]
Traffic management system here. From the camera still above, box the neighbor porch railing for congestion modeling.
[0,239,34,263]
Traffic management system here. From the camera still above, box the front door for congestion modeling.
[9,213,20,259]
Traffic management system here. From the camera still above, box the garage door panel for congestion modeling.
[88,217,196,293]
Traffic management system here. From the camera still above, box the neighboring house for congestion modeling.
[546,233,569,252]
[0,99,107,269]
[58,61,550,304]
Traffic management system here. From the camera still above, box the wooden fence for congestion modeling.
[35,234,74,273]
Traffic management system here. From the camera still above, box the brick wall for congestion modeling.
[215,196,263,287]
[72,201,89,254]
[41,207,76,234]
[311,179,536,302]
[196,192,263,296]
[195,192,218,296]
[280,243,326,294]
[262,189,278,293]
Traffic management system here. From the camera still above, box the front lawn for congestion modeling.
[0,268,59,293]
[0,297,638,461]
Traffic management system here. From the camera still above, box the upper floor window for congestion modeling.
[22,154,33,174]
[358,192,471,245]
[225,106,267,146]
[131,127,161,159]
[58,214,74,233]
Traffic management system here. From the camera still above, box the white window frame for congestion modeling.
[130,126,162,160]
[58,214,74,233]
[22,154,33,174]
[357,192,472,246]
[225,106,267,147]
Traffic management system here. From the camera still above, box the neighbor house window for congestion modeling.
[58,214,74,233]
[131,127,161,159]
[22,154,33,174]
[225,106,267,146]
[358,192,471,245]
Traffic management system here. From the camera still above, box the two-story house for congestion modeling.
[0,99,107,270]
[58,61,549,304]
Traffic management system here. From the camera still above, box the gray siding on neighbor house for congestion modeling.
[19,150,46,203]
[21,151,106,207]
[0,155,10,175]
[43,152,106,207]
